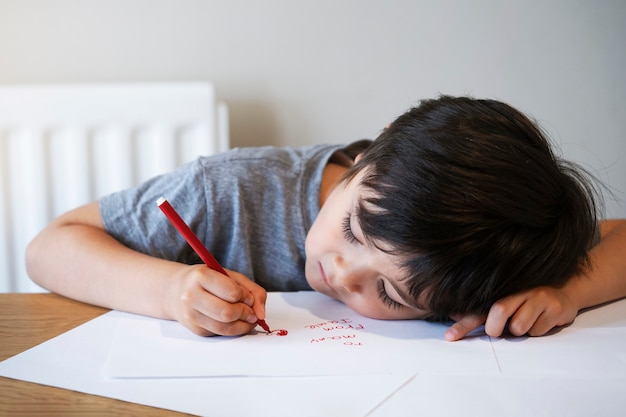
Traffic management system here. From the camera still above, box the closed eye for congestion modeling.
[378,280,404,310]
[342,212,361,245]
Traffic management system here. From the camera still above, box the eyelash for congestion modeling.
[343,212,402,310]
[378,280,403,310]
[342,213,360,244]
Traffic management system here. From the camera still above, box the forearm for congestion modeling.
[26,201,267,337]
[564,219,626,310]
[26,220,183,320]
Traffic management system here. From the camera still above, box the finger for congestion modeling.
[525,312,557,337]
[506,301,545,336]
[484,293,531,337]
[197,267,252,305]
[526,308,572,337]
[192,289,258,324]
[184,288,259,336]
[526,290,575,336]
[185,307,257,336]
[227,269,268,318]
[445,314,486,341]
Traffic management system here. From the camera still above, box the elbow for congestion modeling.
[25,232,48,289]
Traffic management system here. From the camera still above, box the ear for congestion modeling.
[355,153,364,164]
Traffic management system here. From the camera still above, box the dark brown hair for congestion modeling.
[345,95,601,320]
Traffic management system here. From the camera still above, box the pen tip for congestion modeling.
[257,319,270,332]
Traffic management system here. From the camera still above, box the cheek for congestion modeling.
[343,298,386,319]
[304,223,319,257]
[305,225,330,270]
[306,213,334,254]
[343,296,425,320]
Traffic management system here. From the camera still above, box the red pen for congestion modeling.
[156,197,271,333]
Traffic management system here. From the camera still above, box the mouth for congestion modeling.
[318,262,331,289]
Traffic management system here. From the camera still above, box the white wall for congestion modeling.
[0,0,624,216]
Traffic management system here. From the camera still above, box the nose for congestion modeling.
[335,259,364,293]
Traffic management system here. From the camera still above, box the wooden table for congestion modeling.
[0,293,194,416]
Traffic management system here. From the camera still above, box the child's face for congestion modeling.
[305,170,429,320]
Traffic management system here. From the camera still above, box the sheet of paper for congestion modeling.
[489,299,626,376]
[368,374,626,417]
[368,299,626,417]
[103,291,499,378]
[0,310,414,417]
[2,296,625,417]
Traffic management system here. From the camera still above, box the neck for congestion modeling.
[319,163,349,207]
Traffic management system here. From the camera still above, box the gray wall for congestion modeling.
[1,0,624,216]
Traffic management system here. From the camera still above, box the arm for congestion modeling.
[26,202,267,336]
[446,219,626,341]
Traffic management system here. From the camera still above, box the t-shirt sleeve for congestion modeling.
[99,159,208,265]
[98,144,339,290]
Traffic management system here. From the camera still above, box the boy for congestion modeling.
[26,95,626,341]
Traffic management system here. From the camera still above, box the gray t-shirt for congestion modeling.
[100,144,342,291]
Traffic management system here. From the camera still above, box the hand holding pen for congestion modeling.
[157,197,270,336]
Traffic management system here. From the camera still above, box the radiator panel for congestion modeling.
[0,83,228,292]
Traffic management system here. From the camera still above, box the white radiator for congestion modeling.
[0,82,229,292]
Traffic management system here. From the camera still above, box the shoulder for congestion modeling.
[194,145,343,178]
[201,144,340,165]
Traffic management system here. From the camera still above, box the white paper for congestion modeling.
[103,292,500,378]
[367,298,626,417]
[0,310,414,417]
[368,374,626,417]
[2,295,626,416]
[490,325,626,376]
